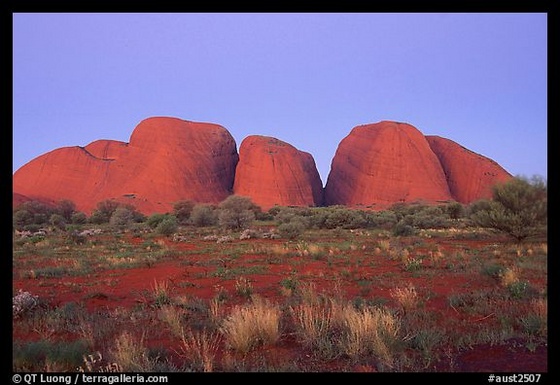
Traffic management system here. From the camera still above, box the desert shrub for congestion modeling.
[55,199,77,222]
[217,195,257,230]
[317,206,367,229]
[13,200,55,230]
[155,216,178,236]
[13,290,39,318]
[89,199,121,224]
[470,175,547,242]
[179,329,222,372]
[109,207,135,229]
[71,211,88,224]
[290,298,337,358]
[146,213,167,229]
[339,305,401,368]
[363,210,398,230]
[278,219,306,240]
[48,214,67,230]
[409,206,452,229]
[393,221,416,236]
[173,200,196,224]
[446,201,466,219]
[13,339,90,372]
[190,204,218,227]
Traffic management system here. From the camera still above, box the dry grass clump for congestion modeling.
[339,305,401,368]
[290,287,402,368]
[499,266,521,287]
[290,298,336,348]
[377,239,391,252]
[390,284,419,314]
[179,329,222,372]
[158,305,185,338]
[110,331,153,372]
[220,295,281,354]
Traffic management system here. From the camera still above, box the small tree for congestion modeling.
[470,176,547,242]
[218,195,256,230]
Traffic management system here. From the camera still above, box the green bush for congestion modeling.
[71,212,87,225]
[470,176,547,242]
[173,200,195,224]
[393,221,417,236]
[278,219,306,239]
[218,195,257,230]
[190,204,218,227]
[13,200,55,230]
[146,213,168,229]
[155,216,178,236]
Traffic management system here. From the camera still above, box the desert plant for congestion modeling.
[13,289,39,318]
[179,328,222,372]
[470,176,547,242]
[217,195,257,230]
[71,211,88,224]
[110,332,154,372]
[109,207,136,229]
[390,284,419,314]
[151,279,172,307]
[173,200,195,224]
[49,213,67,230]
[220,295,281,353]
[146,213,168,229]
[234,276,254,298]
[89,200,121,224]
[278,218,306,239]
[155,216,178,236]
[13,339,90,372]
[339,304,401,368]
[290,299,337,357]
[158,305,185,338]
[393,221,416,237]
[190,204,218,227]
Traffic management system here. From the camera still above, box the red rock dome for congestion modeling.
[13,117,239,215]
[233,135,323,211]
[324,121,453,209]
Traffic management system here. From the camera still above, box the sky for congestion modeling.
[12,12,547,186]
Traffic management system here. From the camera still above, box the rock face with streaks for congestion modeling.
[233,135,324,210]
[12,117,239,215]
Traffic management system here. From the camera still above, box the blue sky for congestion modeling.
[13,13,547,186]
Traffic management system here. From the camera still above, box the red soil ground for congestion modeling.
[12,232,548,373]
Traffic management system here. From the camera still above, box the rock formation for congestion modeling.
[12,117,239,215]
[324,121,514,209]
[233,135,323,210]
[426,135,512,203]
[324,121,455,209]
[13,117,514,215]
